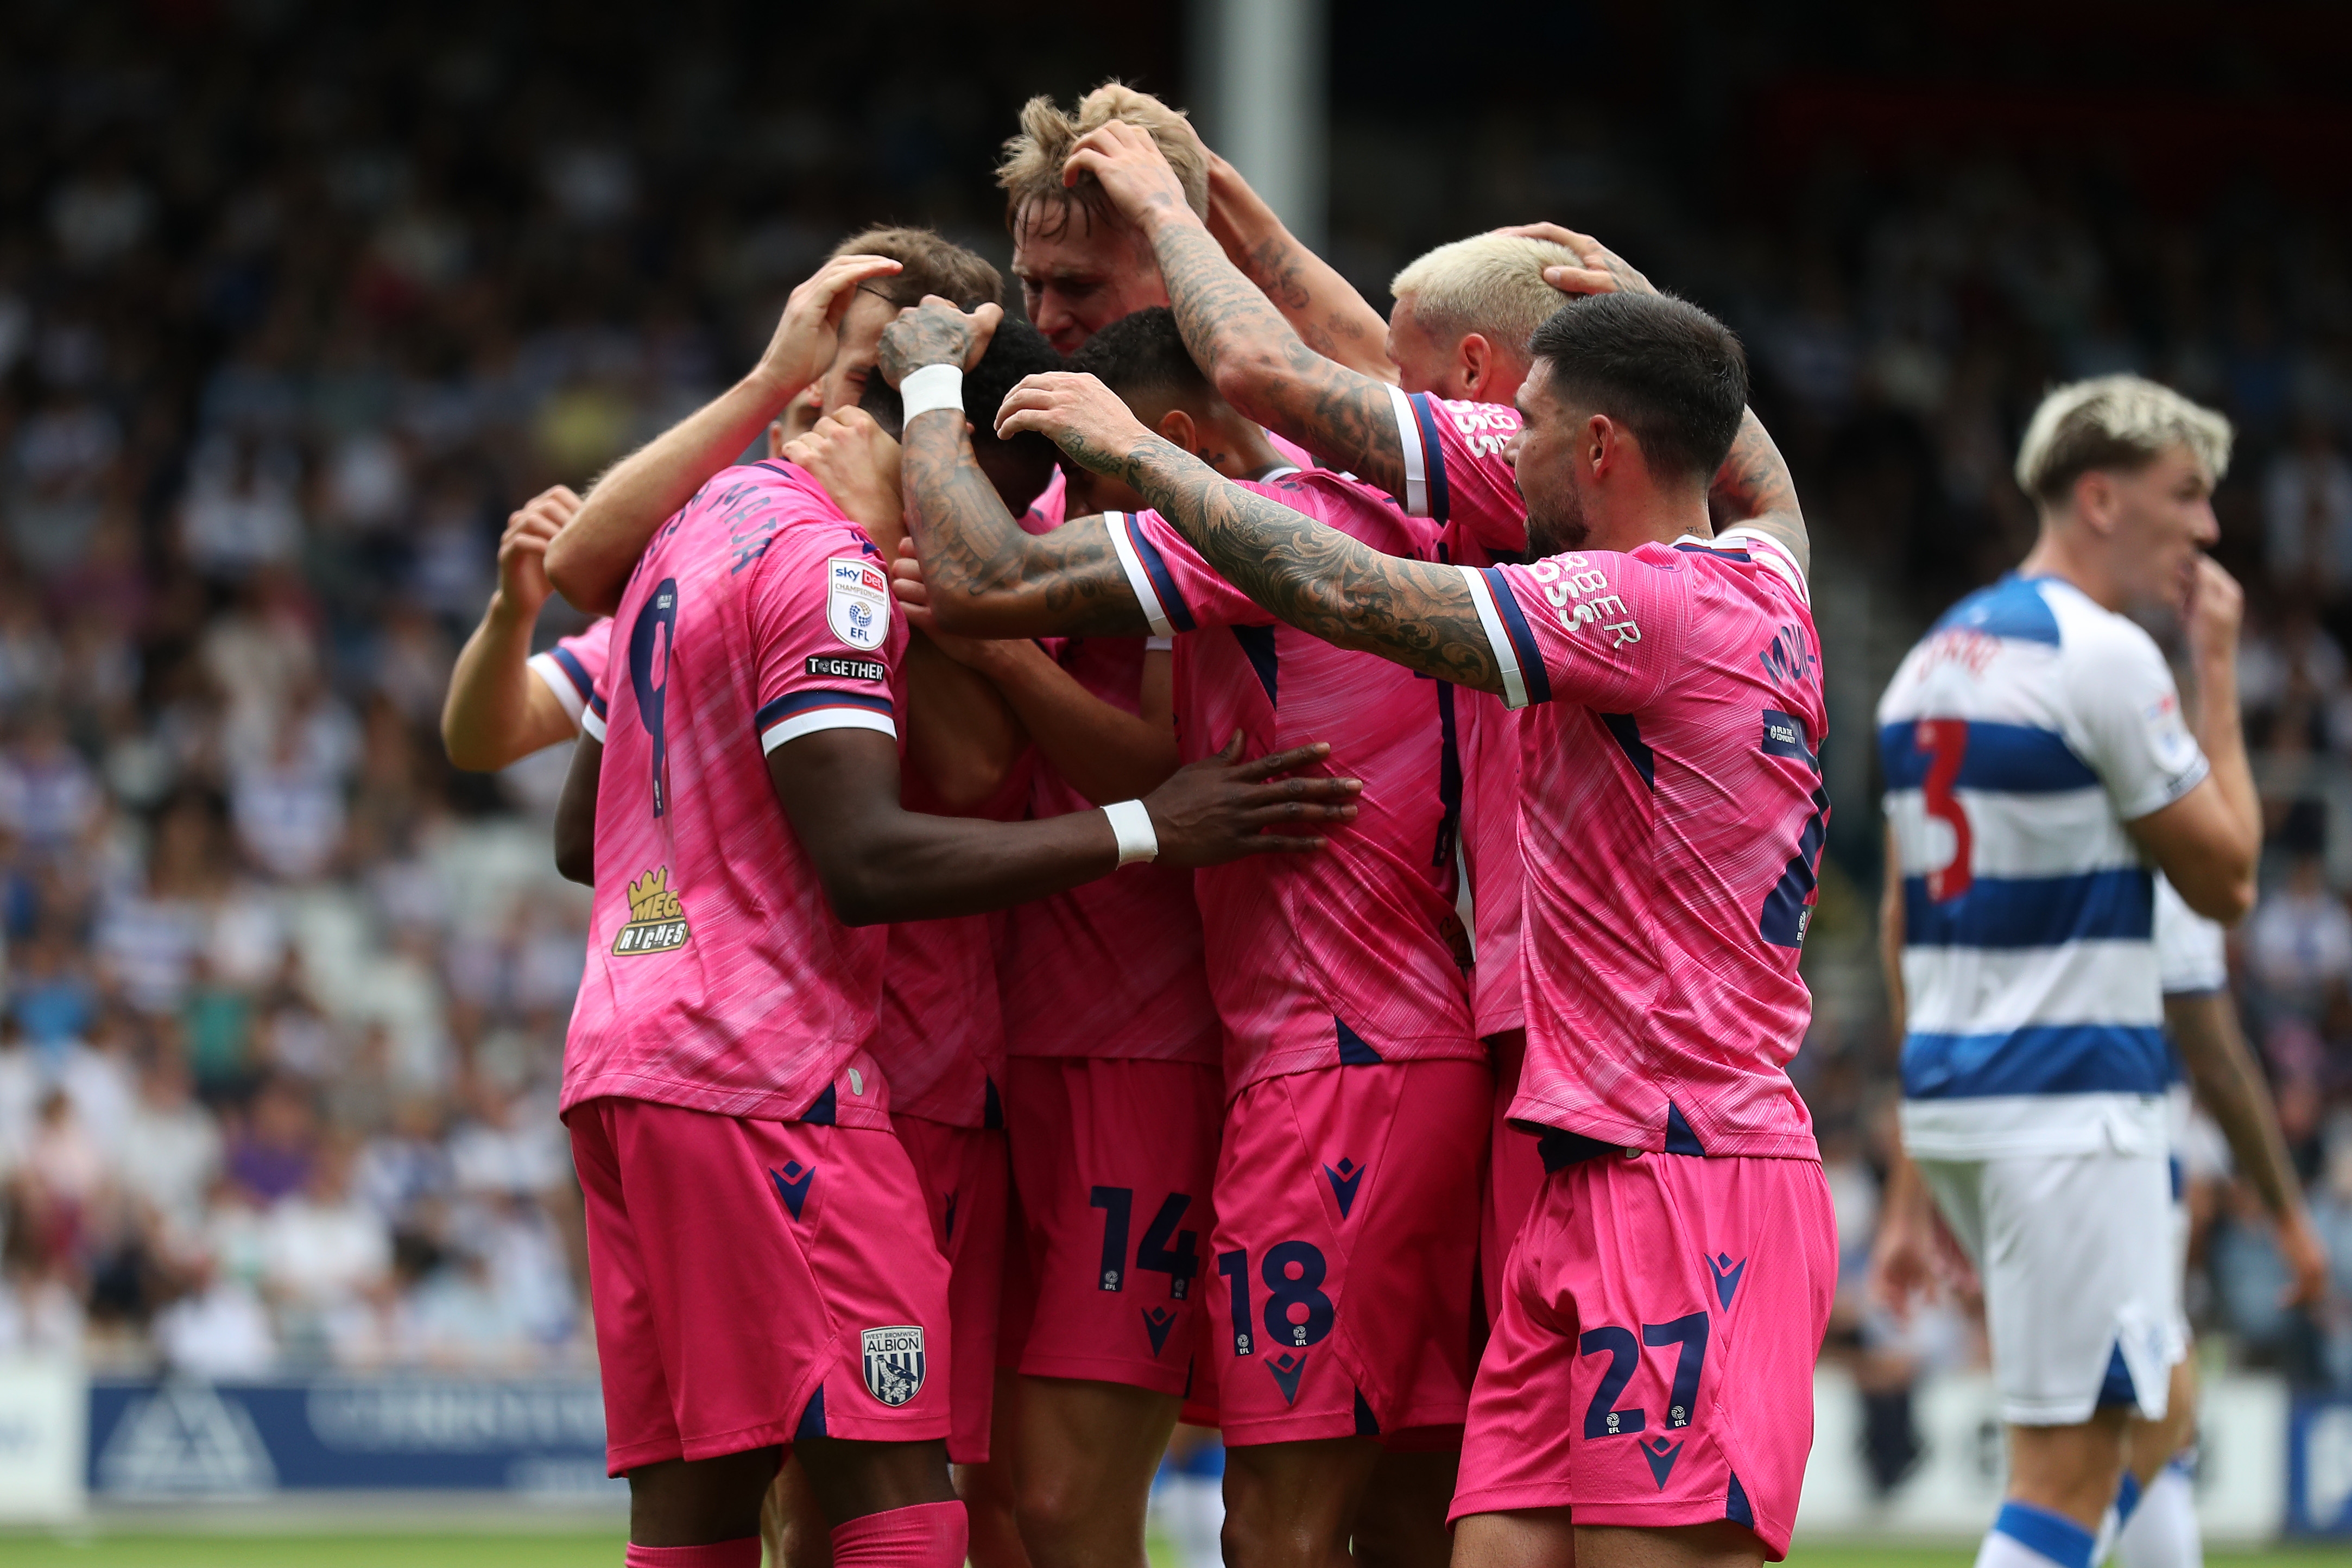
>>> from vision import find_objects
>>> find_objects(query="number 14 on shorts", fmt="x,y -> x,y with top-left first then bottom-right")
1090,1186 -> 1199,1298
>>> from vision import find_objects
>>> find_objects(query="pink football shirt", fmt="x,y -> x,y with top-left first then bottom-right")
1105,468 -> 1481,1092
528,619 -> 612,728
1387,390 -> 1532,1037
997,632 -> 1222,1064
1459,529 -> 1824,1159
563,460 -> 905,1127
878,759 -> 1032,1127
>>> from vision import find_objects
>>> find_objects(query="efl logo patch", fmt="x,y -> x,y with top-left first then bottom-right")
827,557 -> 891,650
861,1325 -> 926,1406
806,655 -> 887,682
612,867 -> 691,955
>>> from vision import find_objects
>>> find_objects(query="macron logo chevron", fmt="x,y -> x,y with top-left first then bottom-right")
1266,1351 -> 1308,1405
1706,1252 -> 1746,1310
769,1161 -> 814,1221
1642,1437 -> 1684,1489
1324,1158 -> 1365,1219
1142,1306 -> 1177,1357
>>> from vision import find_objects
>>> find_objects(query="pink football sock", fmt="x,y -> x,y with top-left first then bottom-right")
830,1499 -> 969,1568
624,1539 -> 761,1567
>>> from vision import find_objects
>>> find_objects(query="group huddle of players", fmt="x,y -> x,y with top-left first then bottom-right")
440,83 -> 1835,1568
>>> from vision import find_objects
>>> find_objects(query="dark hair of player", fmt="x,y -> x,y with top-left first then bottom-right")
1066,307 -> 1211,406
830,225 -> 1004,312
1526,292 -> 1748,483
861,319 -> 1063,514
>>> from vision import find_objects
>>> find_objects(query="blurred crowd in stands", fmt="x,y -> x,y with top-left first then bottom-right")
2,4 -> 2351,1422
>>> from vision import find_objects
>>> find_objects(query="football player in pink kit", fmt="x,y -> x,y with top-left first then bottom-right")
994,268 -> 1835,1568
1054,126 -> 1638,1342
548,437 -> 1361,1568
884,301 -> 1489,1568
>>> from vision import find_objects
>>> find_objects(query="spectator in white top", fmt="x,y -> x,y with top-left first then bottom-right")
0,708 -> 100,856
2245,852 -> 2352,1027
150,1253 -> 276,1379
230,722 -> 345,882
261,1141 -> 391,1313
2265,415 -> 2352,598
116,1053 -> 224,1236
179,431 -> 304,581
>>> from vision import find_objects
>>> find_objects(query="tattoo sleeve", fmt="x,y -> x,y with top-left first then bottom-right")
1706,408 -> 1811,577
1146,218 -> 1411,501
1105,433 -> 1504,695
899,415 -> 1148,639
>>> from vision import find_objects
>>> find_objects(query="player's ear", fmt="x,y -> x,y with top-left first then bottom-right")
767,421 -> 787,458
1155,407 -> 1199,455
1458,333 -> 1492,400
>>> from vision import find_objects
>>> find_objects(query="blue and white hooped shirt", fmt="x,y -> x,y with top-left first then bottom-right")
1877,574 -> 2209,1159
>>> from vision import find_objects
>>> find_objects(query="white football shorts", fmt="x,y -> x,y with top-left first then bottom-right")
1917,1147 -> 2186,1426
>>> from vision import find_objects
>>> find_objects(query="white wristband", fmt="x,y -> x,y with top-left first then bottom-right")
1103,799 -> 1159,865
899,363 -> 965,423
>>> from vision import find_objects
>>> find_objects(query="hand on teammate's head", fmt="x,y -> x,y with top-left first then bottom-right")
1496,223 -> 1656,300
875,296 -> 1003,389
758,253 -> 905,398
494,484 -> 581,613
1063,121 -> 1197,231
995,371 -> 1152,475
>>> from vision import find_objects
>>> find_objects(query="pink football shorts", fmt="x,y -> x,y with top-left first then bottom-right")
998,1057 -> 1223,1399
1209,1059 -> 1489,1448
1481,1029 -> 1546,1332
894,1114 -> 1008,1465
568,1091 -> 952,1475
1451,1143 -> 1837,1559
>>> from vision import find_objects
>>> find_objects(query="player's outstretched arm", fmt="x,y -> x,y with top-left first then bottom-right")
1001,371 -> 1505,696
1063,123 -> 1412,497
1194,135 -> 1394,380
2127,558 -> 2259,923
768,728 -> 1358,926
878,301 -> 1149,640
544,254 -> 905,616
2164,988 -> 2328,1306
895,542 -> 1181,803
444,486 -> 588,771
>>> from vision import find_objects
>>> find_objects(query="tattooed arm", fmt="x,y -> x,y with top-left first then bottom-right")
1709,409 -> 1810,577
1064,123 -> 1413,498
1000,372 -> 1504,696
1197,144 -> 1395,380
877,301 -> 1149,640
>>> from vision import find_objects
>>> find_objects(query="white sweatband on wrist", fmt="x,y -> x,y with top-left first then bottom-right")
1103,799 -> 1159,865
899,363 -> 965,423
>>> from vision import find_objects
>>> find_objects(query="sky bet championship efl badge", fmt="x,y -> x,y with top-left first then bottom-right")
612,867 -> 691,955
861,1325 -> 926,1406
827,556 -> 891,650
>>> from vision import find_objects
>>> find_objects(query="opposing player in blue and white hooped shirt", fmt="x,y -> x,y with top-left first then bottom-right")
1869,376 -> 2260,1568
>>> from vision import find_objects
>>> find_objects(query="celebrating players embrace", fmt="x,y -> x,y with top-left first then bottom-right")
433,74 -> 2308,1568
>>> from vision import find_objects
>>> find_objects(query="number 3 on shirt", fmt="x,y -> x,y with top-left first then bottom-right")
1914,718 -> 1972,901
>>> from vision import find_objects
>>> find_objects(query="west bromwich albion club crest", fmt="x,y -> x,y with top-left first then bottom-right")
827,557 -> 891,650
862,1325 -> 926,1406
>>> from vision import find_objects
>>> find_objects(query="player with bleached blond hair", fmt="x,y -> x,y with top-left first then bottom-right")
1873,374 -> 2261,1568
